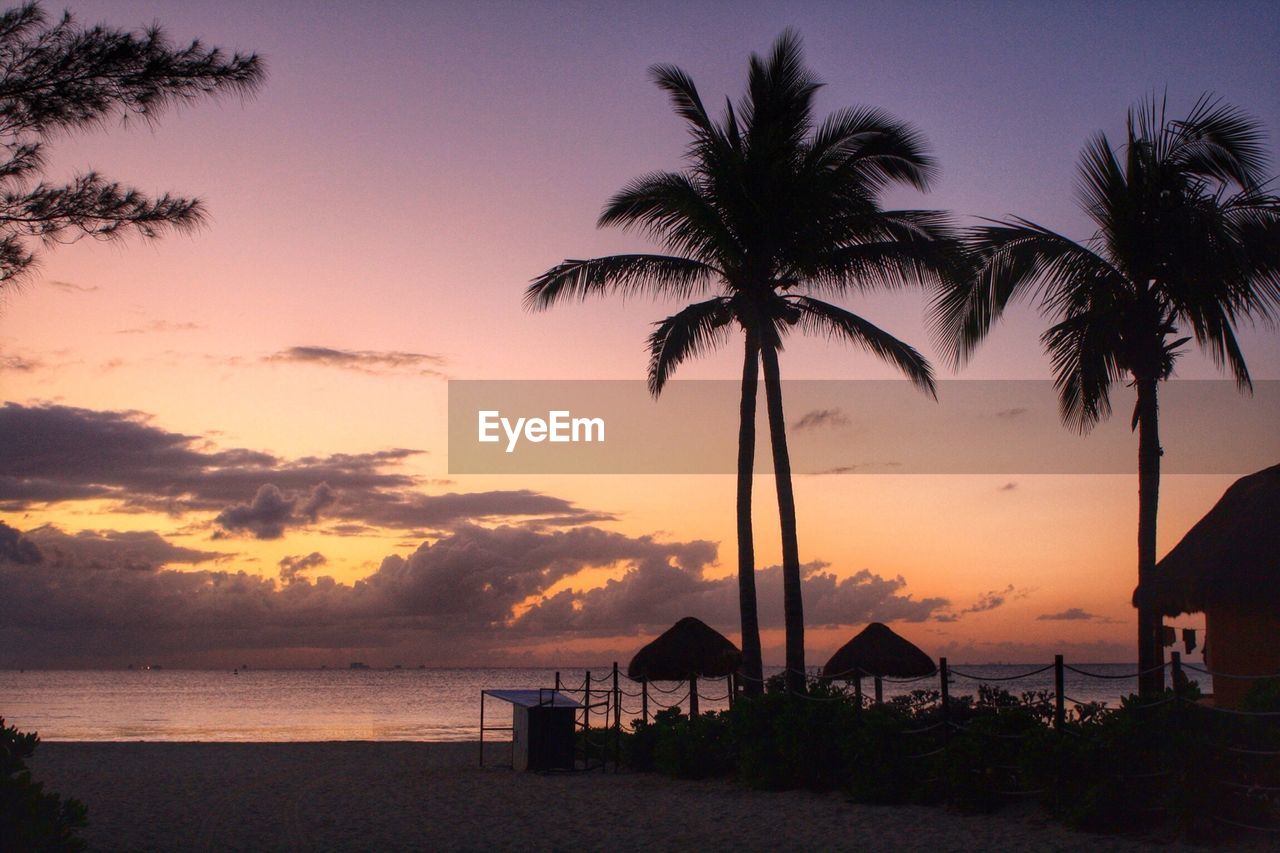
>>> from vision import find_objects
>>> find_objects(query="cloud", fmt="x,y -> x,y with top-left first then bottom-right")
265,346 -> 446,377
279,551 -> 327,583
999,482 -> 1018,492
1037,608 -> 1102,621
0,520 -> 949,667
44,279 -> 99,293
792,408 -> 850,431
0,353 -> 42,372
20,524 -> 224,571
214,483 -> 337,539
0,403 -> 604,534
934,584 -> 1023,621
115,320 -> 204,334
809,461 -> 903,475
995,408 -> 1028,420
0,521 -> 41,564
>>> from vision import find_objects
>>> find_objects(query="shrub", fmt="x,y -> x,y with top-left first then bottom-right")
0,718 -> 88,852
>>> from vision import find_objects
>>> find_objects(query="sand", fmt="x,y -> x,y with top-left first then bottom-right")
30,741 -> 1200,851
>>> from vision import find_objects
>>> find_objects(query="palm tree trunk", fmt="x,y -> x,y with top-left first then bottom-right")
760,342 -> 805,692
1136,377 -> 1165,696
737,330 -> 764,696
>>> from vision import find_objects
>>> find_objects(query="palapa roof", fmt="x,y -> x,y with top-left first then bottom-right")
822,622 -> 935,680
1133,463 -> 1280,616
627,616 -> 742,681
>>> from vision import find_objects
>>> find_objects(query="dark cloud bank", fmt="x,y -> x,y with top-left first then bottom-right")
0,520 -> 950,668
0,403 -> 608,536
0,403 -> 991,667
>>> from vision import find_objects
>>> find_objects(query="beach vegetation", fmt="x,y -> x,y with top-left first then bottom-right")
617,677 -> 1278,842
0,718 -> 87,852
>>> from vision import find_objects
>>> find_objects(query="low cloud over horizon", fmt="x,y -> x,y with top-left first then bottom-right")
0,519 -> 953,668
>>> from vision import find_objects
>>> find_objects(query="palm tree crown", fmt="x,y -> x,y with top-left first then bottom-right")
528,30 -> 958,691
933,94 -> 1280,694
936,95 -> 1279,430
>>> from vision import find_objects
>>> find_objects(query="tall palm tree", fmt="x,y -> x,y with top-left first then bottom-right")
933,96 -> 1280,696
527,31 -> 957,692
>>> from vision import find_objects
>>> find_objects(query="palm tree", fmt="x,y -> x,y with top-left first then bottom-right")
933,95 -> 1280,696
527,31 -> 957,692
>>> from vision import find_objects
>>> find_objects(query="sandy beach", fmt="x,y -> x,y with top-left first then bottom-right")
29,741 -> 1205,852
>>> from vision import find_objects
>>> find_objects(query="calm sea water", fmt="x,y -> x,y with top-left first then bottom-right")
0,665 -> 1207,742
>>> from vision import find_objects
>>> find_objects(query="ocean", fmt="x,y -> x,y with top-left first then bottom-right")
1,664 -> 1207,742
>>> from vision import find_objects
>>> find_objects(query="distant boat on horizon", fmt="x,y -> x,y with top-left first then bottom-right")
349,662 -> 370,670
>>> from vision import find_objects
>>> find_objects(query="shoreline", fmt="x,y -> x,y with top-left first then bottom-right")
31,741 -> 1200,851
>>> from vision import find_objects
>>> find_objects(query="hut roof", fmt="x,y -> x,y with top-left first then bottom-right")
1133,463 -> 1280,616
627,617 -> 742,681
822,622 -> 935,680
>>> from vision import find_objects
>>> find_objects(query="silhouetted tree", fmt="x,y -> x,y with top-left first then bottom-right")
0,2 -> 263,289
934,96 -> 1280,695
529,31 -> 957,692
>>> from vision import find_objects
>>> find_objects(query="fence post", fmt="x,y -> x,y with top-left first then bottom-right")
874,675 -> 884,706
727,674 -> 734,710
854,676 -> 862,710
583,670 -> 591,734
939,657 -> 951,733
1054,655 -> 1065,730
555,671 -> 561,693
612,661 -> 621,730
689,675 -> 699,717
642,680 -> 649,724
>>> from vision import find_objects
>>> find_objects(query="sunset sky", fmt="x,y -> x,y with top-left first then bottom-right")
2,0 -> 1278,668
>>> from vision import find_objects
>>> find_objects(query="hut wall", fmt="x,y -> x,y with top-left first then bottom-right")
1206,608 -> 1280,708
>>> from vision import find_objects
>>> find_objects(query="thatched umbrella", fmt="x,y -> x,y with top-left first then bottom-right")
628,616 -> 742,716
822,622 -> 935,705
1133,463 -> 1280,705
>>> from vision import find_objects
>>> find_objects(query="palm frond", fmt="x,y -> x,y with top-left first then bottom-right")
932,219 -> 1124,367
597,171 -> 739,265
646,297 -> 734,394
525,254 -> 716,310
741,28 -> 819,160
805,106 -> 935,192
1166,94 -> 1271,191
649,63 -> 716,138
792,295 -> 935,395
1042,309 -> 1127,433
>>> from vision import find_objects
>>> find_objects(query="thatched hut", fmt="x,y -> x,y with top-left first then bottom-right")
822,622 -> 935,704
628,616 -> 741,716
1133,463 -> 1280,707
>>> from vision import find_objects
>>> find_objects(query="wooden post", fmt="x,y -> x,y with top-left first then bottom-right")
555,671 -> 561,693
854,676 -> 863,710
642,680 -> 649,724
689,675 -> 699,717
939,658 -> 950,722
478,691 -> 485,767
1054,655 -> 1065,729
583,670 -> 591,733
1171,650 -> 1184,693
726,674 -> 734,710
874,675 -> 883,706
612,661 -> 621,730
